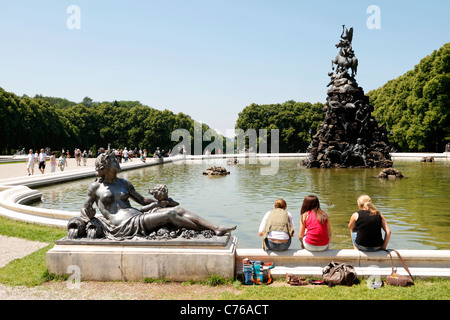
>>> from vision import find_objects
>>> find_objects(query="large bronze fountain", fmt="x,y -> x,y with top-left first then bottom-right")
302,25 -> 393,168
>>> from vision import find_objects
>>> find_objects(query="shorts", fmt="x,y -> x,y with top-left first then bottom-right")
351,232 -> 382,252
303,240 -> 329,252
26,162 -> 34,169
39,161 -> 46,169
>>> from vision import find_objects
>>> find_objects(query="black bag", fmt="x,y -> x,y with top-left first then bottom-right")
322,261 -> 357,286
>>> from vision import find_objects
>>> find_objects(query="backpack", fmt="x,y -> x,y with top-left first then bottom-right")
242,258 -> 274,285
322,261 -> 357,286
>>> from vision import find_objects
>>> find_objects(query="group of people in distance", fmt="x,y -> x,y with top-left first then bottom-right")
259,194 -> 391,252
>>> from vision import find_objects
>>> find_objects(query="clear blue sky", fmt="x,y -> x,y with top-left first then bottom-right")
0,0 -> 448,137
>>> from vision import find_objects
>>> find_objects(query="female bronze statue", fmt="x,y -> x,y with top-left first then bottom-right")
67,150 -> 236,239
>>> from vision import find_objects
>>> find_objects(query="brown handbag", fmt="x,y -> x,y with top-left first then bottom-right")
322,261 -> 357,286
385,249 -> 414,287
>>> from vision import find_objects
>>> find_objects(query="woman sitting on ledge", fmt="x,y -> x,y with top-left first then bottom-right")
258,199 -> 295,251
299,195 -> 331,252
348,194 -> 391,252
67,149 -> 236,239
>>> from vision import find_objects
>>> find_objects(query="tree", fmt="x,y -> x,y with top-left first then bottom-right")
235,101 -> 323,153
82,96 -> 93,108
368,43 -> 450,152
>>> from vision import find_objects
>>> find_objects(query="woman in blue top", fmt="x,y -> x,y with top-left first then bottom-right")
348,194 -> 391,251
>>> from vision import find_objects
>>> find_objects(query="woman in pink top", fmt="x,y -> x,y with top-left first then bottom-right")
299,195 -> 331,251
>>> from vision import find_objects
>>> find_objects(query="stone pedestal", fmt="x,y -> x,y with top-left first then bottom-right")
46,235 -> 237,281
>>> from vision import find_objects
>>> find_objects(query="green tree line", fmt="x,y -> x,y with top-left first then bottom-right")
235,101 -> 324,153
0,88 -> 220,155
367,42 -> 450,152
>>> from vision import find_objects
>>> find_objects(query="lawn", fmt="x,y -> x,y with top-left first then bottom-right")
0,215 -> 449,300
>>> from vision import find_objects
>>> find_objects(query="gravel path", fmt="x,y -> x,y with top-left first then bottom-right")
0,235 -> 50,300
0,235 -> 48,269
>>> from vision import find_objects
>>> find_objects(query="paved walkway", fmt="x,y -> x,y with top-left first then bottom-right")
0,157 -> 98,180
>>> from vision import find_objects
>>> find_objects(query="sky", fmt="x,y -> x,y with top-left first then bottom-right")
0,0 -> 449,137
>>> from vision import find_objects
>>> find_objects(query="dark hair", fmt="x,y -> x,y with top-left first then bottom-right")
300,195 -> 328,224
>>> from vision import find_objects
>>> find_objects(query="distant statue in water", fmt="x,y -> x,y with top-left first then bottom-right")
67,149 -> 236,240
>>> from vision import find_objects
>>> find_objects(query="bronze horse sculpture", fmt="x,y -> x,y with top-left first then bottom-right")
331,25 -> 358,77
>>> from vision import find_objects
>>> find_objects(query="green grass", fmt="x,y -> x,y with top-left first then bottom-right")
143,277 -> 171,284
0,215 -> 449,299
221,277 -> 450,300
0,215 -> 66,243
0,244 -> 57,286
0,215 -> 66,286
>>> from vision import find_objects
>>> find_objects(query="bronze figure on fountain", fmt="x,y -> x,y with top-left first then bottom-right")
67,149 -> 236,240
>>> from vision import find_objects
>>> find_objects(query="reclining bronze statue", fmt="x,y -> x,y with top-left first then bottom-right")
67,149 -> 236,240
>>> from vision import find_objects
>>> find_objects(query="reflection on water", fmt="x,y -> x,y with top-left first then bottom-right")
33,158 -> 450,250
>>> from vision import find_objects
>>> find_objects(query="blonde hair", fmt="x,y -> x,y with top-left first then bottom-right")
357,195 -> 380,216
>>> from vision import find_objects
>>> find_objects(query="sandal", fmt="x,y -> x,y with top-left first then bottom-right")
286,273 -> 309,286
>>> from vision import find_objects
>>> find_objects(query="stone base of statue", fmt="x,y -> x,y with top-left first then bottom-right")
46,235 -> 237,281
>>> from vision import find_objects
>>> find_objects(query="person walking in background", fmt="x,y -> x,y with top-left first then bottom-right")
75,148 -> 82,166
58,153 -> 68,171
348,194 -> 391,252
259,199 -> 295,251
38,148 -> 47,174
140,149 -> 147,162
299,195 -> 331,251
26,149 -> 35,175
82,150 -> 88,166
50,151 -> 57,172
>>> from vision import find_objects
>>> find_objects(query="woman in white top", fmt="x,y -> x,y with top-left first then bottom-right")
258,199 -> 295,251
38,148 -> 47,174
26,149 -> 35,175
